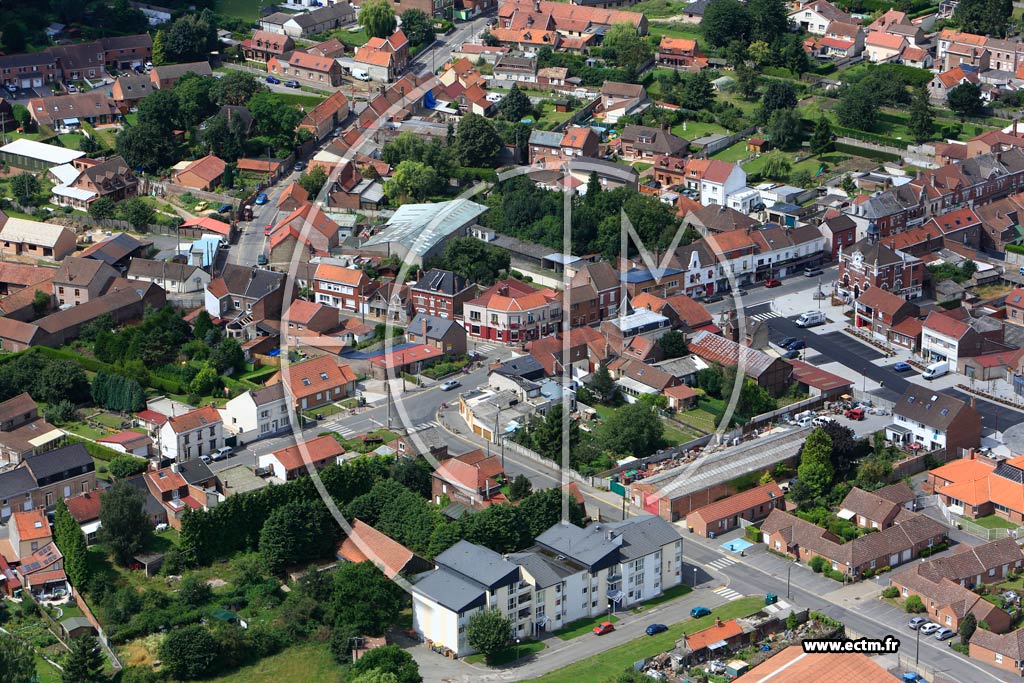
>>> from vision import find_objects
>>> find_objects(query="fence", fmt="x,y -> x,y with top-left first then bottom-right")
500,438 -> 595,487
919,493 -> 1024,542
71,213 -> 179,236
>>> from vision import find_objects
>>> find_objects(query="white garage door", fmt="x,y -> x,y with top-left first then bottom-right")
20,78 -> 31,88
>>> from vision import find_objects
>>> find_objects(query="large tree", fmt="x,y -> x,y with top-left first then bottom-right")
499,83 -> 533,122
757,80 -> 797,124
163,14 -> 215,63
117,122 -> 177,173
602,22 -> 652,73
766,108 -> 803,151
210,71 -> 260,107
747,0 -> 789,43
349,645 -> 422,683
796,428 -> 834,500
330,561 -> 407,636
947,81 -> 984,118
588,362 -> 618,404
62,636 -> 105,683
680,71 -> 715,111
427,236 -> 510,285
908,84 -> 935,143
955,0 -> 1012,37
701,0 -> 750,48
809,116 -> 834,156
0,632 -> 34,683
362,0 -> 398,38
835,83 -> 879,130
400,9 -> 433,47
384,160 -> 441,203
98,481 -> 152,566
598,402 -> 664,458
159,625 -> 218,680
53,500 -> 89,589
466,609 -> 513,661
658,330 -> 688,359
259,500 -> 338,575
456,113 -> 502,167
298,166 -> 328,197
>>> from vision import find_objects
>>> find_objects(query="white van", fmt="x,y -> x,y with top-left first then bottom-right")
922,361 -> 949,380
796,311 -> 826,328
352,69 -> 370,82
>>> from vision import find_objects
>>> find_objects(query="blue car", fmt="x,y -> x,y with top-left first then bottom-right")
893,361 -> 912,372
255,193 -> 268,205
690,607 -> 712,618
782,349 -> 800,360
646,624 -> 668,636
786,340 -> 805,351
266,76 -> 281,84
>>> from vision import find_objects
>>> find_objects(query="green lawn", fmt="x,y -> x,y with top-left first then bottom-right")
35,655 -> 61,683
63,421 -> 109,440
330,27 -> 371,48
273,92 -> 328,109
631,583 -> 693,613
633,161 -> 653,172
209,643 -> 345,682
216,0 -> 263,22
662,417 -> 702,444
464,639 -> 545,665
58,133 -> 83,150
535,597 -> 765,683
647,22 -> 704,43
677,407 -> 719,433
973,515 -> 1019,530
627,0 -> 688,17
554,614 -> 620,640
712,140 -> 751,163
671,120 -> 728,140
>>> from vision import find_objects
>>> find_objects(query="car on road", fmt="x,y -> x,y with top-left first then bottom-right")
908,617 -> 928,630
919,623 -> 941,635
935,628 -> 956,641
255,193 -> 268,205
264,224 -> 273,236
779,336 -> 798,348
266,76 -> 281,84
294,161 -> 306,172
439,380 -> 461,391
212,446 -> 232,461
593,621 -> 615,635
690,607 -> 712,618
645,624 -> 668,636
786,340 -> 805,351
257,254 -> 268,265
804,267 -> 824,277
764,278 -> 782,288
782,349 -> 800,359
194,200 -> 208,212
284,80 -> 300,88
893,361 -> 912,372
844,407 -> 865,421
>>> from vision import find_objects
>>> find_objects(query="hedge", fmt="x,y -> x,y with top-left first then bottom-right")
834,142 -> 901,163
831,124 -> 906,149
65,434 -> 127,462
30,346 -> 186,394
1006,244 -> 1024,255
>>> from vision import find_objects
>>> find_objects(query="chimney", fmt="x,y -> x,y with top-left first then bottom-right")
171,462 -> 180,473
422,316 -> 428,341
715,617 -> 722,627
534,0 -> 540,10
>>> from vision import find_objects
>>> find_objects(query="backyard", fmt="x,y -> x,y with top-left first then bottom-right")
209,643 -> 344,682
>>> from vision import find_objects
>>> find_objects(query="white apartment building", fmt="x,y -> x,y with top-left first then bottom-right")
410,515 -> 682,655
158,406 -> 225,461
219,383 -> 290,446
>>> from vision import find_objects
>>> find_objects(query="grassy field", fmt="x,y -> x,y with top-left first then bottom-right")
464,640 -> 545,664
677,407 -> 719,433
274,92 -> 329,109
209,643 -> 345,682
627,0 -> 688,17
329,27 -> 371,48
554,614 -> 620,640
671,120 -> 729,140
534,597 -> 765,683
35,655 -> 61,683
662,417 -> 702,444
647,22 -> 704,43
216,0 -> 262,22
632,584 -> 693,613
712,140 -> 751,163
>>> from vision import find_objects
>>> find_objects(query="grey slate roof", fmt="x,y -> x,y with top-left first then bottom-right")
535,522 -> 619,568
176,458 -> 215,486
250,382 -> 285,406
605,514 -> 681,560
411,568 -> 486,612
435,539 -> 519,589
0,466 -> 38,500
411,269 -> 470,296
408,313 -> 459,342
23,443 -> 92,482
893,386 -> 973,430
508,551 -> 579,587
529,130 -> 564,147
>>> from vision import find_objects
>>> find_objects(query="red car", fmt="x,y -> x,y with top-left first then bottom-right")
845,407 -> 865,421
264,224 -> 273,236
765,278 -> 782,288
593,621 -> 615,636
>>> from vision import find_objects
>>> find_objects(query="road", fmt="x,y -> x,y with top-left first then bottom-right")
410,14 -> 492,75
229,167 -> 303,267
759,306 -> 1024,430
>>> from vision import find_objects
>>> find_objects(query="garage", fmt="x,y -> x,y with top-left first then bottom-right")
20,79 -> 30,88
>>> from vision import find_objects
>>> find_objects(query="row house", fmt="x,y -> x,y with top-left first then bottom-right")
463,279 -> 562,344
864,31 -> 905,62
853,286 -> 922,352
313,261 -> 371,313
657,36 -> 706,68
0,52 -> 59,90
353,29 -> 409,82
822,21 -> 865,59
268,354 -> 357,412
920,308 -> 1007,367
159,406 -> 224,462
204,264 -> 288,341
929,454 -> 1024,524
268,51 -> 345,88
837,237 -> 925,301
838,483 -> 916,530
887,385 -> 982,455
528,126 -> 601,163
241,30 -> 294,63
761,506 -> 948,580
20,443 -> 96,510
267,202 -> 341,266
28,92 -> 119,130
221,383 -> 290,446
618,125 -> 688,162
787,0 -> 854,35
687,483 -> 785,537
569,261 -> 620,320
410,268 -> 475,320
431,450 -> 504,509
143,460 -> 220,530
682,204 -> 759,236
0,393 -> 62,467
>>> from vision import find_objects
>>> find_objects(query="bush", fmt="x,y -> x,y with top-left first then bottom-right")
809,556 -> 826,573
108,454 -> 149,479
745,525 -> 761,543
952,642 -> 969,654
905,595 -> 925,613
918,542 -> 949,558
882,586 -> 899,599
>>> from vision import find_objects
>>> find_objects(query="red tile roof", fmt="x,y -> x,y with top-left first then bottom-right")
135,409 -> 168,426
269,434 -> 345,472
13,509 -> 50,542
64,492 -> 102,523
923,310 -> 971,339
685,619 -> 743,651
177,154 -> 226,183
337,519 -> 416,578
688,483 -> 784,526
166,405 -> 221,434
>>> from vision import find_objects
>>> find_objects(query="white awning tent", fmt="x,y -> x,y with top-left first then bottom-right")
80,520 -> 101,536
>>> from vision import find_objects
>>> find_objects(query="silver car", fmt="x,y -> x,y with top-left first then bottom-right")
919,623 -> 941,635
935,628 -> 956,641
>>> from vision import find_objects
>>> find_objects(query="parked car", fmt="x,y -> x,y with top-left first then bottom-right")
294,161 -> 306,172
593,621 -> 615,635
212,446 -> 232,461
919,623 -> 941,635
804,267 -> 824,277
845,407 -> 865,420
812,416 -> 835,428
645,624 -> 668,636
786,340 -> 805,351
908,617 -> 928,630
690,607 -> 712,618
439,380 -> 461,391
266,76 -> 281,84
764,278 -> 782,288
199,454 -> 212,465
194,200 -> 209,212
782,349 -> 800,360
893,361 -> 912,372
4,84 -> 16,94
779,336 -> 798,348
486,92 -> 503,103
796,311 -> 827,328
284,80 -> 300,88
217,203 -> 232,214
255,193 -> 268,205
264,224 -> 273,236
935,628 -> 956,641
257,254 -> 268,265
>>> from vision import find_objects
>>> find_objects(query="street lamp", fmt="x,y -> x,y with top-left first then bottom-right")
787,561 -> 795,599
692,566 -> 698,588
915,624 -> 921,670
515,637 -> 521,663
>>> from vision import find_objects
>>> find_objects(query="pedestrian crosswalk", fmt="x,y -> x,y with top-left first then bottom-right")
328,423 -> 356,437
713,586 -> 743,601
707,556 -> 739,571
750,311 -> 780,323
475,343 -> 499,353
410,420 -> 442,433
